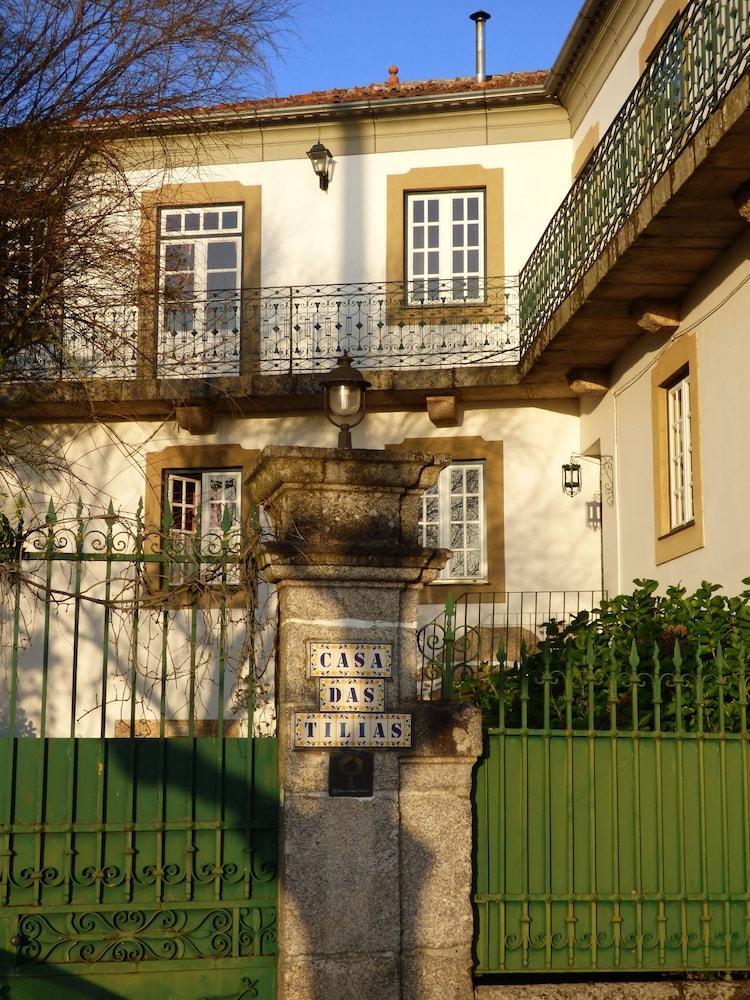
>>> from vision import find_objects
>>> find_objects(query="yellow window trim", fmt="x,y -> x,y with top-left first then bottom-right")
385,435 -> 505,603
144,443 -> 260,605
385,164 -> 505,326
651,333 -> 704,565
138,180 -> 262,376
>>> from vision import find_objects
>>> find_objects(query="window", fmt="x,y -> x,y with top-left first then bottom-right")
666,373 -> 693,529
160,204 -> 242,329
651,334 -> 703,564
419,462 -> 486,582
405,190 -> 485,303
165,468 -> 241,584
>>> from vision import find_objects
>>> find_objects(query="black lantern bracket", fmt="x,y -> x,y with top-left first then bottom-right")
564,453 -> 615,506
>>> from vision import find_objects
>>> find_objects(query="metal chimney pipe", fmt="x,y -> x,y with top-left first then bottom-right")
470,10 -> 491,83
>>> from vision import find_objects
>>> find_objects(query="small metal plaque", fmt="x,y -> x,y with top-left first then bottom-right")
319,678 -> 385,713
329,750 -> 374,797
293,712 -> 411,748
308,642 -> 392,678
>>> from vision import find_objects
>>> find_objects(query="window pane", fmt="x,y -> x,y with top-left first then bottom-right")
185,213 -> 200,231
451,496 -> 463,521
453,251 -> 463,273
413,228 -> 424,250
427,226 -> 439,249
452,277 -> 465,300
467,197 -> 479,220
222,211 -> 238,229
466,496 -> 479,520
207,271 -> 237,295
467,277 -> 480,300
467,250 -> 479,273
450,523 -> 464,547
453,224 -> 463,248
164,273 -> 195,300
427,252 -> 439,275
451,468 -> 463,492
203,211 -> 219,230
426,495 -> 439,520
412,254 -> 424,276
427,200 -> 439,222
467,223 -> 479,246
466,551 -> 480,576
466,468 -> 479,492
449,552 -> 464,577
412,200 -> 424,223
466,524 -> 480,548
425,524 -> 439,546
164,214 -> 181,232
164,244 -> 194,271
207,242 -> 237,269
452,199 -> 464,221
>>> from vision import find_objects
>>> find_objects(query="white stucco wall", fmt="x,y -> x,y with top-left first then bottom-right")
580,228 -> 750,596
17,403 -> 601,596
128,135 -> 573,285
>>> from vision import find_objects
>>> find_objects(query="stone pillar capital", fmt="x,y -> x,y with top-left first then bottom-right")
247,446 -> 450,569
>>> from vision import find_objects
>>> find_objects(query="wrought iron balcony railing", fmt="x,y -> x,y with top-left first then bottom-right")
519,0 -> 750,354
2,277 -> 520,382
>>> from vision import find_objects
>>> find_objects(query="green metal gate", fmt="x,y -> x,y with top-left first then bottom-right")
474,643 -> 750,976
0,502 -> 278,999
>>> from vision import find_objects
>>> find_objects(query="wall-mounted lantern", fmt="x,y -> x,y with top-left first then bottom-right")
307,142 -> 333,191
562,462 -> 582,497
320,351 -> 371,449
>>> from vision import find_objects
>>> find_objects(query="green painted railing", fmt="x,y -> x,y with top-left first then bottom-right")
475,641 -> 750,975
0,501 -> 278,999
519,0 -> 750,354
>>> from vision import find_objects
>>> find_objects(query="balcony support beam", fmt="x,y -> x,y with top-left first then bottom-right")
566,368 -> 610,396
174,404 -> 215,435
426,393 -> 459,426
628,298 -> 681,336
732,179 -> 750,221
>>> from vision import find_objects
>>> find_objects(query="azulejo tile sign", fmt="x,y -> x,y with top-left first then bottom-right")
293,641 -> 411,748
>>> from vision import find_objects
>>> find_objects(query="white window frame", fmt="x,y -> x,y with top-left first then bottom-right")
419,461 -> 487,582
405,190 -> 486,304
158,205 -> 243,368
165,469 -> 242,583
667,373 -> 694,530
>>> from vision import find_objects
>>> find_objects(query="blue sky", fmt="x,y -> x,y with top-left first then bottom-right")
266,0 -> 584,98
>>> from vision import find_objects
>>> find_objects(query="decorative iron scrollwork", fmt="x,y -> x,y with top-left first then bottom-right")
15,906 -> 276,964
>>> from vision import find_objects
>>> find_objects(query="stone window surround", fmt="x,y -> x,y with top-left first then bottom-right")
651,333 -> 704,565
639,0 -> 687,72
385,164 -> 505,326
144,443 -> 260,602
138,180 -> 262,376
385,435 -> 505,603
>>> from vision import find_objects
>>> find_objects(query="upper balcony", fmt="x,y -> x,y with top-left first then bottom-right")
518,0 -> 750,387
0,277 -> 529,418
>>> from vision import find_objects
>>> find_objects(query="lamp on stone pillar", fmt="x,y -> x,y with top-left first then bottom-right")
320,351 -> 371,449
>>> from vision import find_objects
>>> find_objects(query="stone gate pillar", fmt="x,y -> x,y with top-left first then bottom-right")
247,446 -> 483,1000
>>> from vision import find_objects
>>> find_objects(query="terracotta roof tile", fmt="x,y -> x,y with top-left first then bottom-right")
175,69 -> 549,119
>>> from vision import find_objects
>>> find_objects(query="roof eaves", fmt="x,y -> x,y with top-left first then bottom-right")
138,82 -> 554,134
544,0 -> 613,96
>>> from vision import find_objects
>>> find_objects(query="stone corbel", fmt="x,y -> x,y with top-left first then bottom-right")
566,368 -> 610,396
174,404 -> 215,435
732,180 -> 750,221
628,298 -> 680,335
426,393 -> 459,427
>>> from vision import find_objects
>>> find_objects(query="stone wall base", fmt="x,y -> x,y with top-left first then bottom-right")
476,981 -> 750,1000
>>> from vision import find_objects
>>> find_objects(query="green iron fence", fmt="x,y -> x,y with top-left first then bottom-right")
474,639 -> 750,976
519,0 -> 750,353
0,501 -> 278,999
